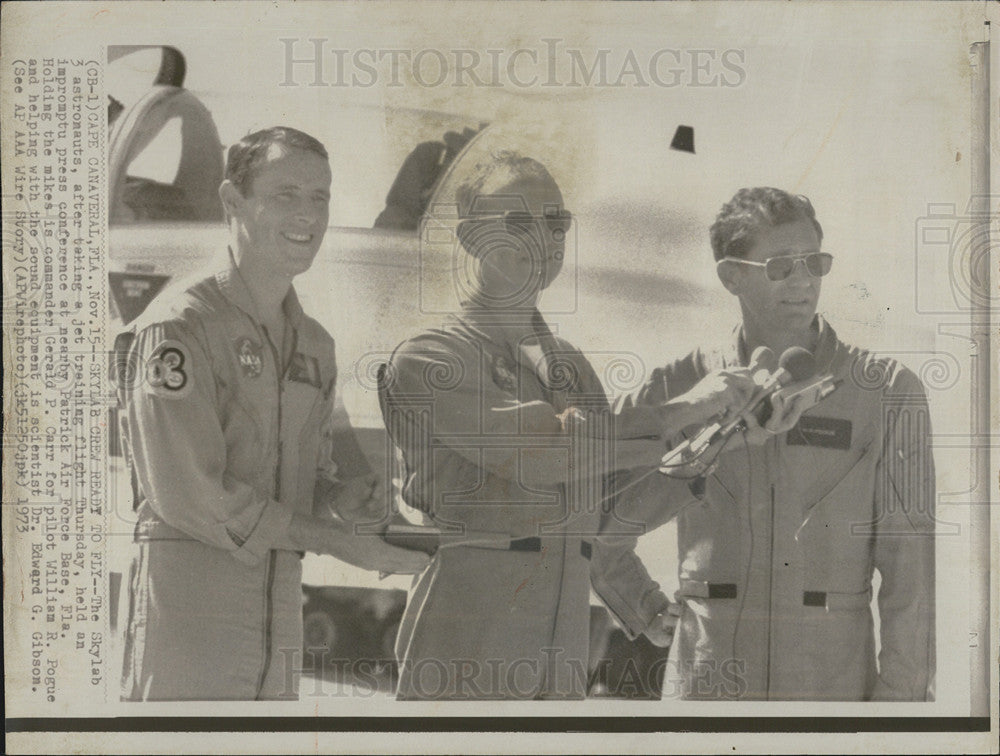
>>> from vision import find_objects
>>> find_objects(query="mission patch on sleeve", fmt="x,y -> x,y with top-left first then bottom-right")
144,339 -> 193,399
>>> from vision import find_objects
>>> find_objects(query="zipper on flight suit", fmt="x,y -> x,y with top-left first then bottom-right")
257,550 -> 277,698
765,481 -> 776,699
256,325 -> 286,699
760,429 -> 779,700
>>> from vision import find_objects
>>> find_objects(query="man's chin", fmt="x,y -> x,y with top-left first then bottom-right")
284,249 -> 321,275
778,313 -> 819,334
776,301 -> 817,319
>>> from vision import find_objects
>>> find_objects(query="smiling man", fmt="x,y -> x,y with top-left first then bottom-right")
116,127 -> 429,701
379,156 -> 804,700
596,187 -> 936,701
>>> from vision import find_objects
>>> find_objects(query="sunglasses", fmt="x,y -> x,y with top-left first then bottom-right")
460,210 -> 573,241
720,252 -> 833,282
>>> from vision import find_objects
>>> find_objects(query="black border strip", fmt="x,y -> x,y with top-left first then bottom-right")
4,717 -> 991,733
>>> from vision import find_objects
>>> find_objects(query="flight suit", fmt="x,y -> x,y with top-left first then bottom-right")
117,252 -> 370,700
383,305 -> 667,699
595,317 -> 936,700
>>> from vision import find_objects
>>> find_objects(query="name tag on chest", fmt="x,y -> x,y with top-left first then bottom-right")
787,415 -> 852,450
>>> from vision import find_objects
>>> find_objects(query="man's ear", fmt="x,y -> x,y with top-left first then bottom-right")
219,180 -> 244,222
716,259 -> 741,295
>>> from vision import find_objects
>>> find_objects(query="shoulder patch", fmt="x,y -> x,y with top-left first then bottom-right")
234,336 -> 264,379
144,339 -> 193,399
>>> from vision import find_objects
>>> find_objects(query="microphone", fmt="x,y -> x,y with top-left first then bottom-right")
702,346 -> 815,446
659,346 -> 817,477
686,345 -> 773,443
772,373 -> 841,413
749,345 -> 777,379
738,346 -> 815,429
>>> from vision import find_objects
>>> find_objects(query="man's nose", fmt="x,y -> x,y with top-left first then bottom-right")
786,257 -> 815,283
292,198 -> 319,225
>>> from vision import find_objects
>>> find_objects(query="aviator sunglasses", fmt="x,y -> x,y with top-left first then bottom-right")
720,252 -> 833,282
460,209 -> 573,241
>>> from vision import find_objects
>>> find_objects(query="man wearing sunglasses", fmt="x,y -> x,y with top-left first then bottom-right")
380,156 -> 806,700
594,187 -> 935,701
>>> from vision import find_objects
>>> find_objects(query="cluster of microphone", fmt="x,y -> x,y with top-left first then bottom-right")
659,346 -> 839,478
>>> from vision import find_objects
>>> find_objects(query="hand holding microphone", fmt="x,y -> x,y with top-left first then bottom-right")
671,362 -> 761,431
741,383 -> 807,444
673,346 -> 785,449
718,346 -> 815,443
659,346 -> 830,478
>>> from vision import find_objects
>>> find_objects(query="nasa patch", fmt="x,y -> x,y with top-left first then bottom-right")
234,336 -> 263,378
144,339 -> 192,399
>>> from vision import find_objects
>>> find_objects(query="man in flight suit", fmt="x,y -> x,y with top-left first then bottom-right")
595,187 -> 936,701
117,127 -> 429,701
380,154 -> 802,699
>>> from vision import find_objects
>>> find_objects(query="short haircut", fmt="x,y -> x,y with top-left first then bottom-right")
225,127 -> 328,196
709,187 -> 824,261
454,150 -> 555,218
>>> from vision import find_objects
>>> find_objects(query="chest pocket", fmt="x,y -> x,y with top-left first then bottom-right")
784,442 -> 868,514
794,444 -> 880,593
278,369 -> 326,513
215,331 -> 274,478
779,402 -> 877,513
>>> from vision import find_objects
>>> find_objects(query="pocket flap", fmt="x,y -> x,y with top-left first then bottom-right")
803,587 -> 872,610
679,579 -> 738,599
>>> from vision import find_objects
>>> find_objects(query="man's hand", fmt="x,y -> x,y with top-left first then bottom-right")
320,473 -> 387,525
338,532 -> 431,575
744,392 -> 805,446
668,368 -> 758,430
285,513 -> 430,575
557,406 -> 587,434
644,601 -> 683,648
741,390 -> 807,445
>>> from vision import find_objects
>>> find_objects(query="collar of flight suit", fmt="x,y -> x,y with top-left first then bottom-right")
455,304 -> 573,412
212,247 -> 306,331
455,302 -> 554,365
732,314 -> 839,373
